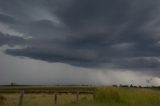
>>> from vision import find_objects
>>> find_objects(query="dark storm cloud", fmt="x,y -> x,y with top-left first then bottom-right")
1,0 -> 160,70
0,33 -> 26,46
0,13 -> 16,24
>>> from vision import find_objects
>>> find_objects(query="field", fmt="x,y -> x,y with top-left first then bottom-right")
0,86 -> 160,106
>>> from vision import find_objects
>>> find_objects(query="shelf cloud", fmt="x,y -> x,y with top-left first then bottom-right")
0,0 -> 160,85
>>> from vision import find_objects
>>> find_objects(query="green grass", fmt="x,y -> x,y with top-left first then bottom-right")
0,86 -> 160,106
69,87 -> 160,106
0,86 -> 95,93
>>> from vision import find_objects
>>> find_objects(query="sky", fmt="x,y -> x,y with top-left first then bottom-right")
0,0 -> 160,86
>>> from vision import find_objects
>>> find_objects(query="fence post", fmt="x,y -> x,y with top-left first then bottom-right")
93,92 -> 96,100
76,91 -> 79,103
18,91 -> 24,106
54,92 -> 58,105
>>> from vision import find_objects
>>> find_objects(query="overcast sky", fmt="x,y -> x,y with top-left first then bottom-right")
0,0 -> 160,86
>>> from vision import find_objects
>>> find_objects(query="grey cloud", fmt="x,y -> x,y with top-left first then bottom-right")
106,57 -> 160,71
1,48 -> 160,86
1,0 -> 160,71
0,13 -> 16,24
0,32 -> 26,46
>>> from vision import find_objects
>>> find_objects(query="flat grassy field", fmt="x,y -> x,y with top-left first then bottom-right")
0,86 -> 160,106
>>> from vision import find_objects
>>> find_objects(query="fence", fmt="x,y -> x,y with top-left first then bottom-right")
17,90 -> 95,106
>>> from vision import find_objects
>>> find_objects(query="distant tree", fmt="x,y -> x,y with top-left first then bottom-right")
130,84 -> 133,88
10,82 -> 16,86
139,85 -> 142,88
113,85 -> 118,87
120,85 -> 129,88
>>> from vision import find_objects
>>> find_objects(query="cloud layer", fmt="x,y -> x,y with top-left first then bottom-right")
1,46 -> 160,86
0,0 -> 160,85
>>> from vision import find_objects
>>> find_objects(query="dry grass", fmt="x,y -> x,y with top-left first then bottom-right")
0,95 -> 6,105
0,87 -> 160,106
